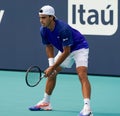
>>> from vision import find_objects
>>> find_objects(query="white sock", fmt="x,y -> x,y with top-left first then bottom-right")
42,92 -> 51,103
84,98 -> 90,107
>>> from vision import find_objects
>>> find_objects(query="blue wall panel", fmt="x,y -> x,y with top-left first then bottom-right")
0,0 -> 120,76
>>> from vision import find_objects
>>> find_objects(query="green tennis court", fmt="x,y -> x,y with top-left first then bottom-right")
0,70 -> 120,116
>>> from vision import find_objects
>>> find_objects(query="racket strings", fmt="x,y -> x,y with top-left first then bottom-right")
27,72 -> 40,85
26,66 -> 41,87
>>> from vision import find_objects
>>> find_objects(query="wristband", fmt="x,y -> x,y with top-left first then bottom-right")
48,58 -> 54,66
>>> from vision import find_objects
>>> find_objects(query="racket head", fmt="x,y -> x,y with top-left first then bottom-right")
25,66 -> 42,87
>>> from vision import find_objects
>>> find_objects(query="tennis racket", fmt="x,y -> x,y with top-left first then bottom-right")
25,66 -> 45,87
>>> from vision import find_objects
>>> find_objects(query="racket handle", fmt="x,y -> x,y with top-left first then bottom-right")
43,70 -> 57,78
41,74 -> 45,78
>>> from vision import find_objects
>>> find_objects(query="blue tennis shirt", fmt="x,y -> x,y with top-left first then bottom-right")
40,20 -> 88,52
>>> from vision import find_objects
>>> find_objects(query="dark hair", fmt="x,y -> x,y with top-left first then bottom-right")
49,15 -> 56,20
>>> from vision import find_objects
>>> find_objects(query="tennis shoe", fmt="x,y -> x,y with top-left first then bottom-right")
29,101 -> 52,111
79,104 -> 93,116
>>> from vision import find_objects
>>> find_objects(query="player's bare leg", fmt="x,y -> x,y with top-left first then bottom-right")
28,67 -> 62,111
76,66 -> 93,116
45,73 -> 57,95
45,66 -> 62,95
76,66 -> 91,98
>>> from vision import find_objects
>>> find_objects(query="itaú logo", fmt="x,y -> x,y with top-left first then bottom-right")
68,0 -> 118,36
0,10 -> 4,23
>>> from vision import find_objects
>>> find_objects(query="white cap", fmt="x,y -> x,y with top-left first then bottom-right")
39,5 -> 56,18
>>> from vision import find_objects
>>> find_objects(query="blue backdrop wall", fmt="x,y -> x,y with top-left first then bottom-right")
0,0 -> 120,76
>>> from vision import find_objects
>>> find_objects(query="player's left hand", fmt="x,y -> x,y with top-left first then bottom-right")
44,66 -> 57,77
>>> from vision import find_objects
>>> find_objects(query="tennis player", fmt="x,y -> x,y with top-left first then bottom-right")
29,5 -> 93,116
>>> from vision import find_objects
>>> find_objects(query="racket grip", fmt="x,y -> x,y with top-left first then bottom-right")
42,74 -> 45,78
51,70 -> 57,75
43,70 -> 57,77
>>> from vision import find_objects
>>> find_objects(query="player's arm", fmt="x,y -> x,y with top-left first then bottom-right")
44,46 -> 70,77
46,44 -> 71,68
46,44 -> 54,58
52,46 -> 70,69
46,44 -> 54,66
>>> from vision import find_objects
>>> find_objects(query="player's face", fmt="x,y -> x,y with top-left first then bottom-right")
39,14 -> 52,27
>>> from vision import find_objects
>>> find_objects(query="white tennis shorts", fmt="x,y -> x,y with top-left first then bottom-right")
54,48 -> 89,68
